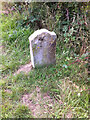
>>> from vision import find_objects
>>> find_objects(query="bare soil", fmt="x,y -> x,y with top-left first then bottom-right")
14,62 -> 33,75
21,86 -> 58,118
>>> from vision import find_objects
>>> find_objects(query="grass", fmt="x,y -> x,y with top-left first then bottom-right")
1,10 -> 89,118
1,13 -> 34,77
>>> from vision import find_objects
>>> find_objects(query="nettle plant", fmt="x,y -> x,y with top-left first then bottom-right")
14,2 -> 47,29
54,2 -> 89,55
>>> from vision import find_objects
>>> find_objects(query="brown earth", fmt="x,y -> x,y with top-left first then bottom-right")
13,62 -> 33,75
21,86 -> 58,118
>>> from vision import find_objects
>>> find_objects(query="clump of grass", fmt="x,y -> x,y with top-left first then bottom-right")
14,105 -> 32,118
49,79 -> 89,118
1,13 -> 33,77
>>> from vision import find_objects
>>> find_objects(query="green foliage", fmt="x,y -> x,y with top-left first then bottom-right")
1,12 -> 34,77
12,2 -> 48,29
14,105 -> 32,118
1,2 -> 89,118
54,2 -> 89,55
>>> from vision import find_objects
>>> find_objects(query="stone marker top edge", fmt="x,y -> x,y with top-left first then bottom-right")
29,29 -> 56,42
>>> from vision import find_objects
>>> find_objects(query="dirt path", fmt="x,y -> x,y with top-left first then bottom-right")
21,86 -> 57,118
13,62 -> 33,75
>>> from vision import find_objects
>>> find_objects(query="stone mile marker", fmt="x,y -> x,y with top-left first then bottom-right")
29,29 -> 57,68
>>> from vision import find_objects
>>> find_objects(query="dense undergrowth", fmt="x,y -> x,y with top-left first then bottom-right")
1,2 -> 89,118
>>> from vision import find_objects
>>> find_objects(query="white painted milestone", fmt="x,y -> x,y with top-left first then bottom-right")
29,29 -> 57,68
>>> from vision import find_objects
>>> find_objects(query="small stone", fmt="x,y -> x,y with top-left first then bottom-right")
29,29 -> 57,68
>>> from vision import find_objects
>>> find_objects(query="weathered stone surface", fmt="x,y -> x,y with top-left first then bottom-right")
29,29 -> 57,68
